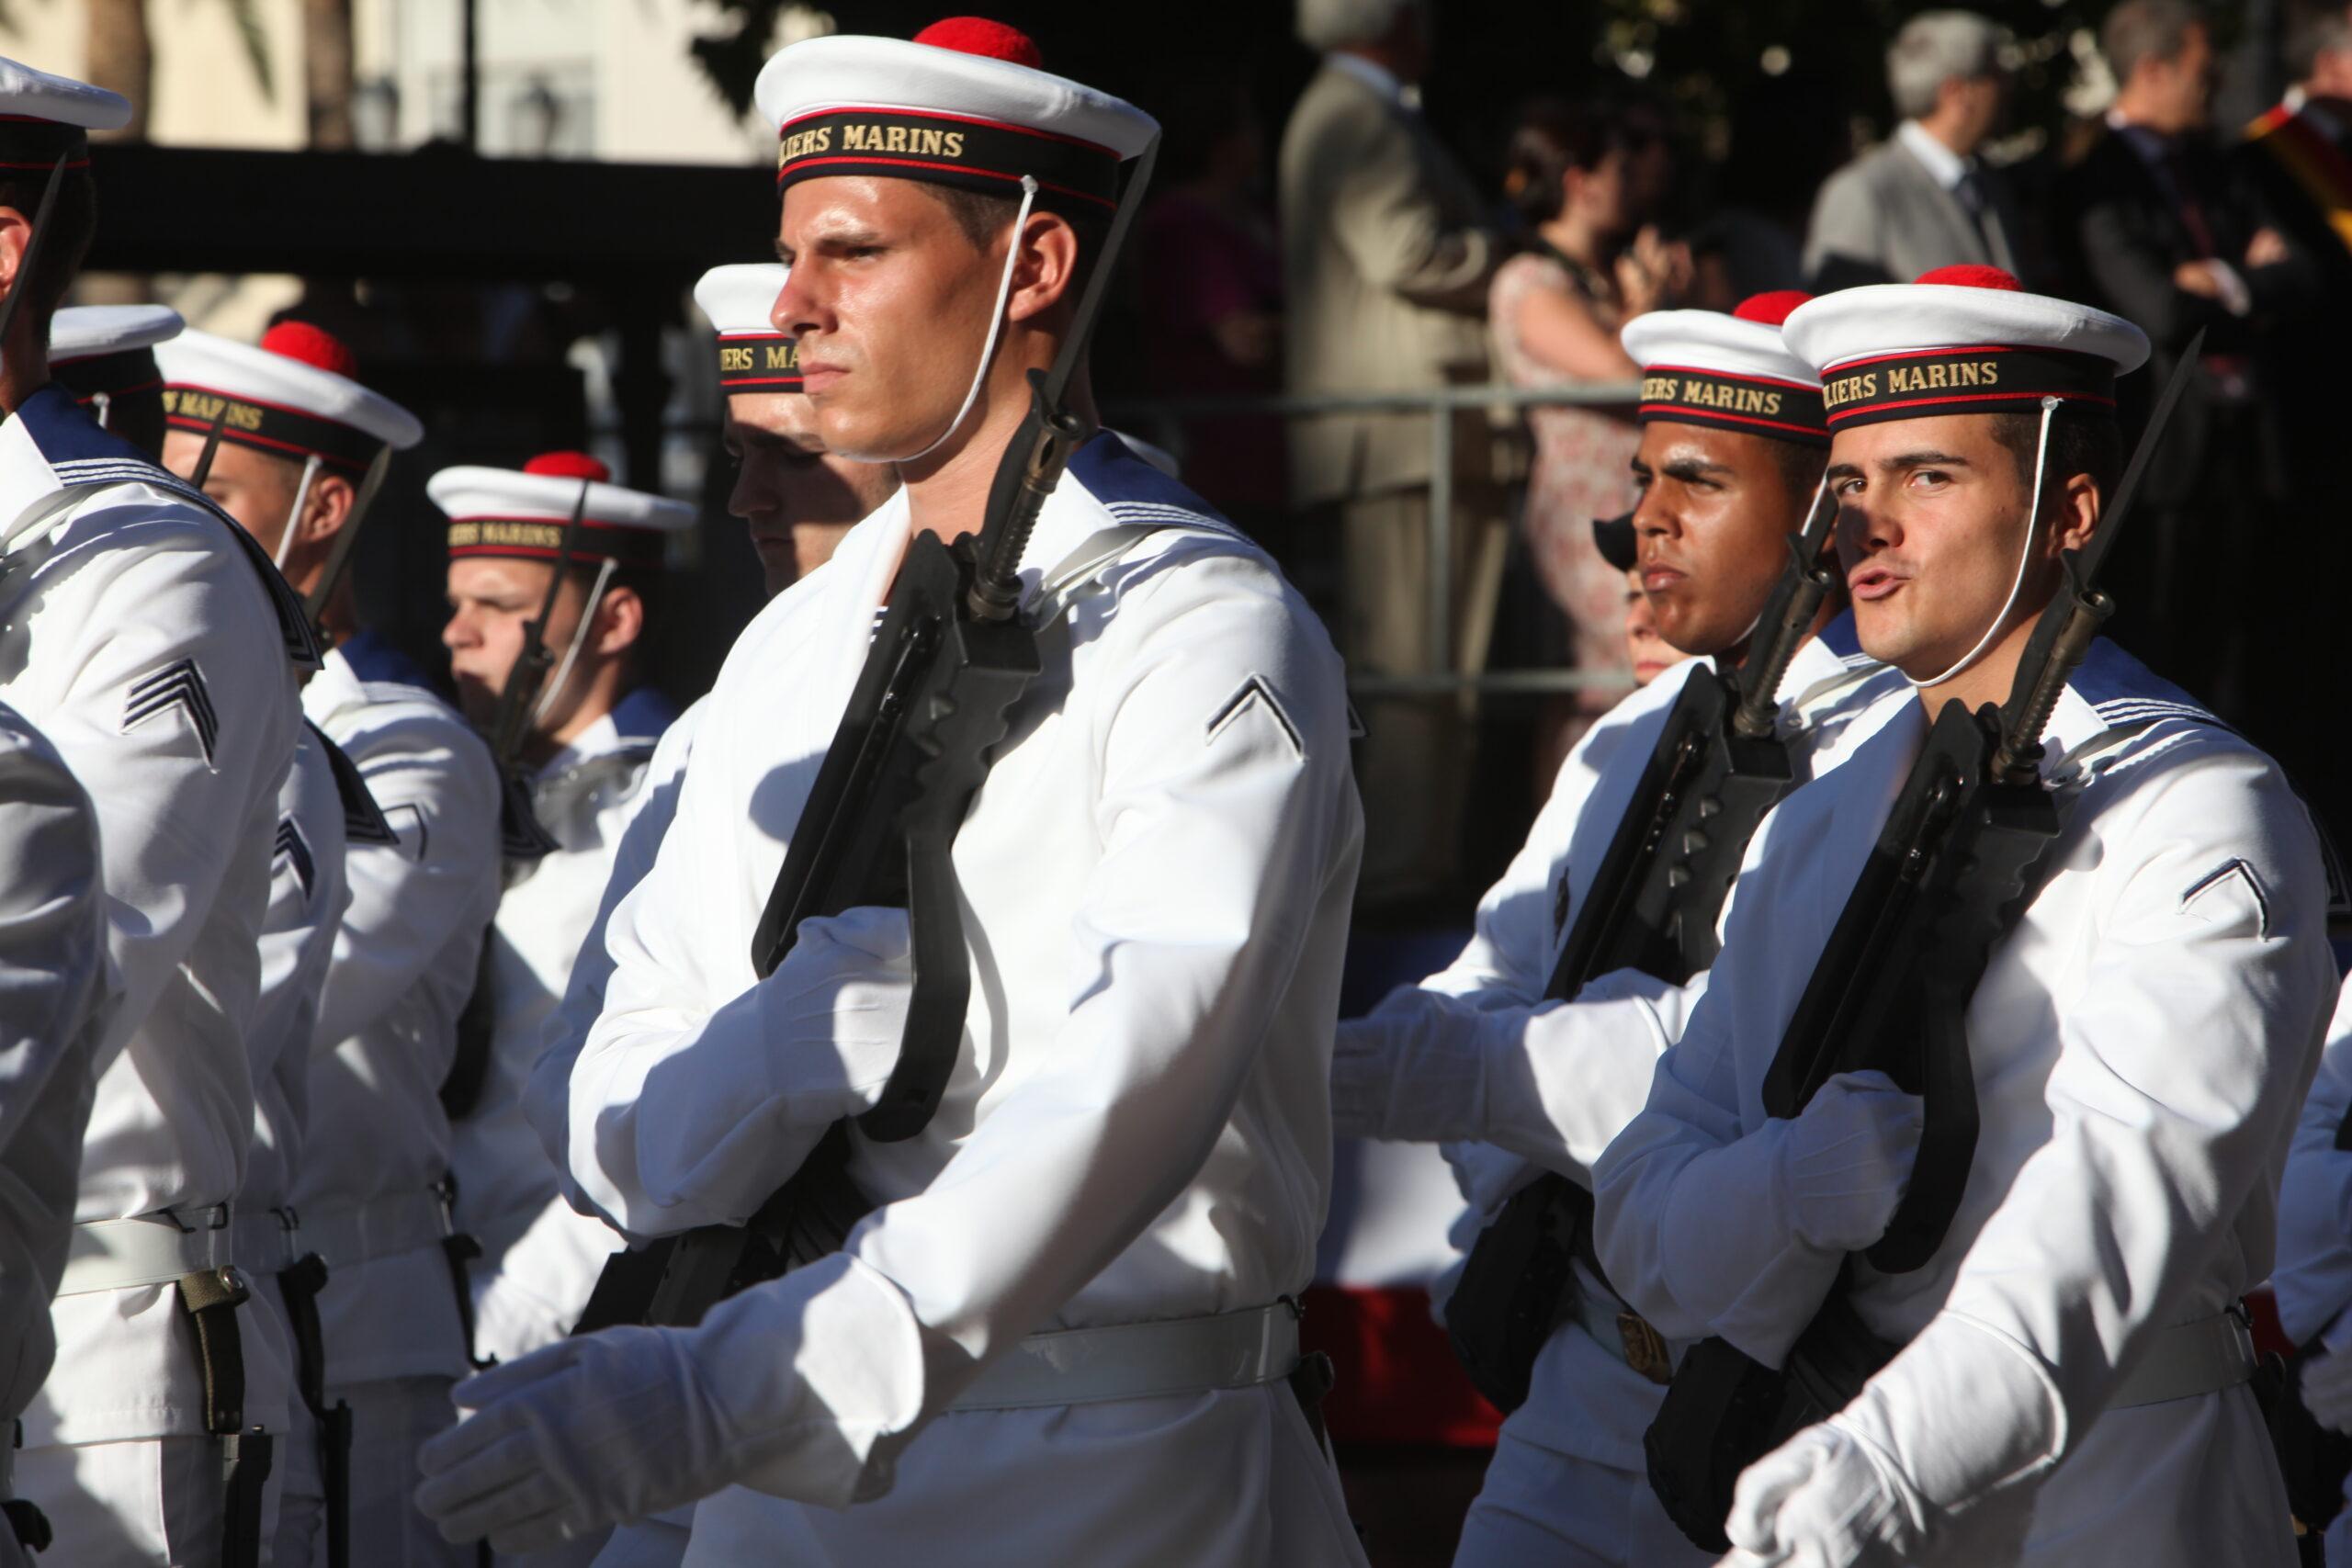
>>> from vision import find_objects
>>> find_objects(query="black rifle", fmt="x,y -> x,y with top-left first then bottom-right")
1446,483 -> 1842,1412
1645,348 -> 2203,1552
575,138 -> 1163,1335
481,479 -> 592,862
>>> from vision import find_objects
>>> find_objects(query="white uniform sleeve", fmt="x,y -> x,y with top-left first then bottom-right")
659,552 -> 1361,1505
27,516 -> 297,1062
1842,748 -> 2335,1505
525,704 -> 695,1191
1592,816 -> 1860,1357
0,713 -> 107,1425
0,712 -> 108,1156
2275,978 -> 2352,1345
311,705 -> 502,1051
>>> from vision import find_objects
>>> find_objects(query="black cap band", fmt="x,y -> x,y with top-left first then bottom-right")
161,384 -> 382,473
1637,367 -> 1829,446
54,347 -> 160,405
1819,345 -> 2117,428
775,107 -> 1120,209
0,117 -> 90,172
718,333 -> 802,392
446,516 -> 668,570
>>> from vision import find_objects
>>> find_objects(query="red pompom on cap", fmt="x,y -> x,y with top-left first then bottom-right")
524,451 -> 611,482
261,320 -> 358,378
1734,290 -> 1813,326
1914,264 -> 2023,291
912,17 -> 1045,67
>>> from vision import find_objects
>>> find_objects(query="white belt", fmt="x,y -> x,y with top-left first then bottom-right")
300,1187 -> 453,1270
58,1204 -> 236,1296
2109,1309 -> 2256,1408
948,1303 -> 1301,1412
231,1208 -> 303,1276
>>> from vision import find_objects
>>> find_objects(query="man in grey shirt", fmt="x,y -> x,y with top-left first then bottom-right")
1804,10 -> 2027,290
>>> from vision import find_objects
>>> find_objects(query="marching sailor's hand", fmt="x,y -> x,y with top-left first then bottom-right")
1716,1421 -> 1922,1568
1782,1071 -> 1924,1256
763,905 -> 919,1121
415,1253 -> 922,1551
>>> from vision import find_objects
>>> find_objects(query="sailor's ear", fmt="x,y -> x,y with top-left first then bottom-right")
304,471 -> 357,543
2047,470 -> 2100,557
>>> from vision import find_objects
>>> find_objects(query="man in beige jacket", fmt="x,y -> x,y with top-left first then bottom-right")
1281,0 -> 1508,906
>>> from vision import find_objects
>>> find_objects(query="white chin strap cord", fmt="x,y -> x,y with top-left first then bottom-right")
533,556 -> 617,729
897,175 -> 1040,467
272,454 -> 323,572
1915,394 -> 2060,691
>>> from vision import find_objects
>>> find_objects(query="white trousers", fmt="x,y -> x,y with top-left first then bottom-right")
17,1432 -> 286,1566
328,1375 -> 470,1568
1452,1427 -> 1713,1568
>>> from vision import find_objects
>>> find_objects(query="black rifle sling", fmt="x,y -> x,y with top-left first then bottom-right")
1447,488 -> 1839,1414
1645,340 -> 2208,1553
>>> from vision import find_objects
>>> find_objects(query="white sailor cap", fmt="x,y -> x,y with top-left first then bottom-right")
430,452 -> 695,571
49,303 -> 180,408
693,263 -> 799,393
755,18 -> 1158,215
1782,265 -> 2151,431
1622,291 -> 1829,447
157,321 -> 424,470
0,57 -> 130,170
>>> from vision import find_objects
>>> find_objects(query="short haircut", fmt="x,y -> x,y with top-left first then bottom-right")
2101,0 -> 2207,87
1295,0 -> 1419,54
1769,437 -> 1829,511
1986,409 -> 2125,517
1886,11 -> 2007,120
0,165 -> 97,333
925,184 -> 1109,298
2288,11 -> 2352,85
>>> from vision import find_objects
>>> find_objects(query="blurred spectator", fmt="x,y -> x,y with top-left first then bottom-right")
1137,77 -> 1287,536
1592,510 -> 1674,687
1281,0 -> 1513,908
1489,95 -> 1687,761
2055,0 -> 2293,720
2231,9 -> 2352,834
1804,11 -> 2030,290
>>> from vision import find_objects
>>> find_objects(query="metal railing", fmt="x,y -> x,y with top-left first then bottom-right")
1113,381 -> 1644,696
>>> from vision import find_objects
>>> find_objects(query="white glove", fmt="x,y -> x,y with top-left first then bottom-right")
414,1254 -> 922,1552
1717,1422 -> 1925,1568
1330,988 -> 1498,1144
571,906 -> 917,1234
1781,1071 -> 1924,1256
764,905 -> 920,1117
2303,1348 -> 2352,1435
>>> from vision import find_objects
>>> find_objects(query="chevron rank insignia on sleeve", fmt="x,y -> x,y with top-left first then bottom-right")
121,658 -> 220,765
273,816 -> 316,900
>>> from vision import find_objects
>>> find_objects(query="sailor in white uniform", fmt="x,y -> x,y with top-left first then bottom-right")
47,301 -> 181,454
434,454 -> 693,1367
1333,291 -> 1907,1568
2269,976 -> 2352,1559
415,20 -> 1365,1566
2,59 -> 313,1568
0,703 -> 110,1568
1593,266 -> 2338,1566
158,321 -> 498,1567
